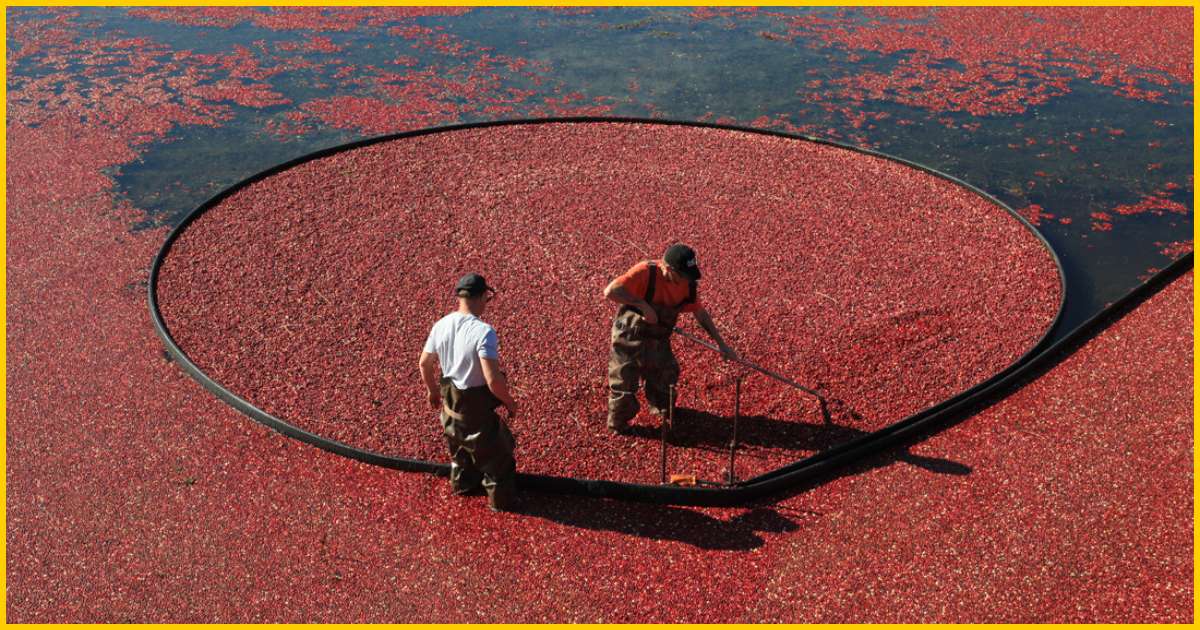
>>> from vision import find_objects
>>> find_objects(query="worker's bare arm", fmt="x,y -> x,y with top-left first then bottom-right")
603,280 -> 658,325
481,357 -> 518,419
694,308 -> 738,360
418,351 -> 441,408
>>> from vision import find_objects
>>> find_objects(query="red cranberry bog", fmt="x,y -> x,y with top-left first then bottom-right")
8,6 -> 1194,622
150,118 -> 1065,501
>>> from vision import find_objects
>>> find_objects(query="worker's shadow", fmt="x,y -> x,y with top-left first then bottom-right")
624,406 -> 972,476
512,404 -> 967,551
513,496 -> 799,551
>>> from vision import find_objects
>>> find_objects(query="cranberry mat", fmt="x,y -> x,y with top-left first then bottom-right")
152,119 -> 1064,496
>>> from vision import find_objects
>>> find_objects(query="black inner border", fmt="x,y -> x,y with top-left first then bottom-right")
148,116 -> 1178,506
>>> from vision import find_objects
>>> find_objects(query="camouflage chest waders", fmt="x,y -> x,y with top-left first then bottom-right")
439,377 -> 516,510
607,261 -> 695,431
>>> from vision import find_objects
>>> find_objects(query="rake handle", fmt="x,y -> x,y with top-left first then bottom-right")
672,327 -> 825,401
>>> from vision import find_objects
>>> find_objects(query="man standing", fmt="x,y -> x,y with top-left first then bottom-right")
603,244 -> 737,433
418,273 -> 518,511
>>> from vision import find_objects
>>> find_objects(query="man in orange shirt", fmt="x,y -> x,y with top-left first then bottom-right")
602,243 -> 738,433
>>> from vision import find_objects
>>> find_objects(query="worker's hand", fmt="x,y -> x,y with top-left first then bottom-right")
640,303 -> 659,326
503,400 -> 518,420
427,390 -> 441,409
719,343 -> 739,362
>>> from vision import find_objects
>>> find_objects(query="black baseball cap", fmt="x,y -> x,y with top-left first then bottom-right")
454,273 -> 494,297
664,244 -> 701,280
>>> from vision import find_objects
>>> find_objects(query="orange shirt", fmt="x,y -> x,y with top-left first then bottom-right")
612,260 -> 701,314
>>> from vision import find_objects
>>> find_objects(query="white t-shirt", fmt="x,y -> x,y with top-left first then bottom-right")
422,312 -> 499,390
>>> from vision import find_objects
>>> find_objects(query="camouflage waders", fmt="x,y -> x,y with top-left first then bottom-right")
607,308 -> 681,430
439,377 -> 516,510
606,261 -> 694,431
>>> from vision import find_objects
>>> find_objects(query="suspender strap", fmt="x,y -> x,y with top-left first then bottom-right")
442,404 -> 464,421
644,260 -> 657,304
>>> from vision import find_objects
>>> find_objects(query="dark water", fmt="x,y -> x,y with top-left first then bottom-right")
10,6 -> 1193,339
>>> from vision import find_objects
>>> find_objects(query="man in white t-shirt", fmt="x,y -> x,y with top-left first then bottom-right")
418,273 -> 518,511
